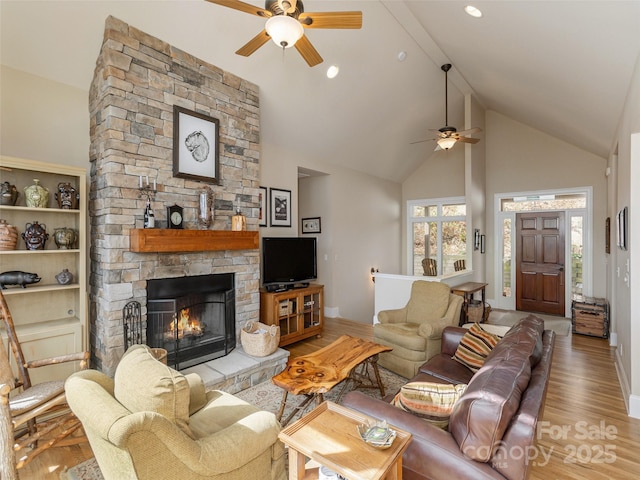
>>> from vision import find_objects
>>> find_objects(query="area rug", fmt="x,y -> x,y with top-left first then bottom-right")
60,457 -> 103,480
236,365 -> 407,424
488,309 -> 572,336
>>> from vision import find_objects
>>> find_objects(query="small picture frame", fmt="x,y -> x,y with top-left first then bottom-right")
617,207 -> 628,251
258,186 -> 267,227
270,188 -> 291,227
173,105 -> 219,183
302,217 -> 321,234
480,234 -> 486,254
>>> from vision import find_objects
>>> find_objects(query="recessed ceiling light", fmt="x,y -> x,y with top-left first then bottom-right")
464,5 -> 483,18
326,65 -> 339,79
397,51 -> 407,62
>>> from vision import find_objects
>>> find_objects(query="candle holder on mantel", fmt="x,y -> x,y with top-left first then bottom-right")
138,175 -> 157,200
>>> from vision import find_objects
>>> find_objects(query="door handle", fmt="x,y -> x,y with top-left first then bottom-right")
558,264 -> 564,271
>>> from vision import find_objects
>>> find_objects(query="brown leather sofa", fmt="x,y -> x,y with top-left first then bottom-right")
343,315 -> 555,480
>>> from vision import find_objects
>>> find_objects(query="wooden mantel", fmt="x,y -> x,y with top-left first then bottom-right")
130,229 -> 259,253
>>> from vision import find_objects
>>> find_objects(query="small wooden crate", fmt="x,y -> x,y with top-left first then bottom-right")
571,296 -> 609,339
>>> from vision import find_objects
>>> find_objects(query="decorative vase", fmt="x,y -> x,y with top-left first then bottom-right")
24,179 -> 49,208
55,182 -> 79,209
0,181 -> 19,206
22,221 -> 49,250
53,227 -> 78,249
55,268 -> 74,285
0,219 -> 18,251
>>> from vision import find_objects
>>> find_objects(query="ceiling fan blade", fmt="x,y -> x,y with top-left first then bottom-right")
294,35 -> 323,67
298,11 -> 363,29
235,30 -> 270,57
205,0 -> 272,17
456,136 -> 480,144
410,138 -> 435,145
455,127 -> 482,137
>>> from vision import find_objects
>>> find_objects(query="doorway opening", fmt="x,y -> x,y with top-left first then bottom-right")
494,188 -> 591,317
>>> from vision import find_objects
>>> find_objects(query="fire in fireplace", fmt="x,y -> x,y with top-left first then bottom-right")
146,273 -> 235,369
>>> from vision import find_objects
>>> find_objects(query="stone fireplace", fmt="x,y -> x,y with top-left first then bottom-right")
89,16 -> 261,375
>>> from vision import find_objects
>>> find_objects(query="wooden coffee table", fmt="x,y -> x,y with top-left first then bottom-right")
272,335 -> 392,426
279,401 -> 412,480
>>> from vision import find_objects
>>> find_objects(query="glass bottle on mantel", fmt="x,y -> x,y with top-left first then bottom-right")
143,198 -> 155,228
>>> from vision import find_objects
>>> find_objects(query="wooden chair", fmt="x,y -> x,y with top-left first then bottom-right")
422,258 -> 438,276
0,290 -> 89,476
454,259 -> 466,271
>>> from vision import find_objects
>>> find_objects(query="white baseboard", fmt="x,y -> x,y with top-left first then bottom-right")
324,306 -> 340,318
615,346 -> 634,417
609,332 -> 618,347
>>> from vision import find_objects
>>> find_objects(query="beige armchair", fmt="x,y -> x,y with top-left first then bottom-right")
373,281 -> 463,379
65,345 -> 285,480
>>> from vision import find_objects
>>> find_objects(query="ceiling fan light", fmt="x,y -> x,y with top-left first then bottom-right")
265,15 -> 304,48
437,137 -> 457,150
464,5 -> 483,18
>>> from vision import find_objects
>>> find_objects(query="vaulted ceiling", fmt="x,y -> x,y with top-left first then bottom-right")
2,1 -> 639,183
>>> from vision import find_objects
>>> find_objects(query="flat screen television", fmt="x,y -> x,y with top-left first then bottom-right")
262,237 -> 317,289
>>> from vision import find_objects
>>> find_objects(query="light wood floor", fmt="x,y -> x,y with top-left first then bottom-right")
19,318 -> 640,479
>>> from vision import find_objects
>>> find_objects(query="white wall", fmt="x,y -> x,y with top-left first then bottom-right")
611,52 -> 640,417
262,141 -> 402,323
0,66 -> 89,168
484,111 -> 608,302
466,94 -> 487,281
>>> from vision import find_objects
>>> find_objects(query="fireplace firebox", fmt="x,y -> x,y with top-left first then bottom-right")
147,273 -> 235,369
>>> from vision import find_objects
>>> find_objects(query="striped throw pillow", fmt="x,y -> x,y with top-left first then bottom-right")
392,382 -> 468,429
452,322 -> 501,372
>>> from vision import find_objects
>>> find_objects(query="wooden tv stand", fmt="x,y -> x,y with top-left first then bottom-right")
260,284 -> 323,347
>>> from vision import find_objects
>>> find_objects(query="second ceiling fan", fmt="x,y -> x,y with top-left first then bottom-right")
413,64 -> 482,150
206,0 -> 362,67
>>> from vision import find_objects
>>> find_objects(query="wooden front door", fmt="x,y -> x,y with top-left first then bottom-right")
516,212 -> 565,315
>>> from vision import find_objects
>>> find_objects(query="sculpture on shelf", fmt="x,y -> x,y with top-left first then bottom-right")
55,182 -> 79,209
0,271 -> 41,289
0,181 -> 19,206
55,269 -> 74,285
54,227 -> 78,249
22,221 -> 48,250
23,179 -> 49,208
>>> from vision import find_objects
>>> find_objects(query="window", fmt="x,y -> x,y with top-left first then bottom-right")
408,197 -> 467,276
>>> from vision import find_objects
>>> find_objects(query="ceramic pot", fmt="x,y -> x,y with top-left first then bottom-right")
0,219 -> 18,251
22,221 -> 49,250
55,182 -> 79,209
53,227 -> 78,249
55,268 -> 74,285
24,179 -> 49,208
0,181 -> 19,206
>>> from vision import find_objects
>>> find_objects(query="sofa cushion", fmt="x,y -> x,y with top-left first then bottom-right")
418,353 -> 475,384
114,344 -> 194,438
392,381 -> 467,429
452,323 -> 501,372
449,317 -> 543,462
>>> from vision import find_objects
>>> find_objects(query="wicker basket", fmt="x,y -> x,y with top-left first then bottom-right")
241,321 -> 280,357
468,300 -> 492,323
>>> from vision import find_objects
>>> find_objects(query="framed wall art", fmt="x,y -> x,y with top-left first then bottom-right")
270,188 -> 291,227
173,105 -> 219,183
258,186 -> 267,227
302,217 -> 321,234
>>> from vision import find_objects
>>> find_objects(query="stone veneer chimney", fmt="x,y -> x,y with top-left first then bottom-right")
89,16 -> 261,375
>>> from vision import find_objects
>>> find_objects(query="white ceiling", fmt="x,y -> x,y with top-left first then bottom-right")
2,1 -> 639,183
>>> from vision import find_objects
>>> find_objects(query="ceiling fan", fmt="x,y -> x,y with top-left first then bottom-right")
205,0 -> 362,67
412,64 -> 482,150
